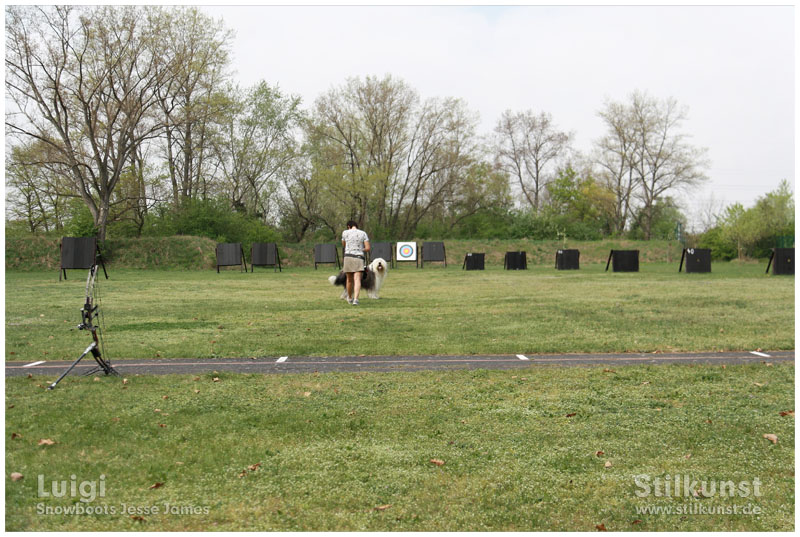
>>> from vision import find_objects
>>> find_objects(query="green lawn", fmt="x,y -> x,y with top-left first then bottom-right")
5,263 -> 794,530
4,263 -> 794,361
5,363 -> 794,531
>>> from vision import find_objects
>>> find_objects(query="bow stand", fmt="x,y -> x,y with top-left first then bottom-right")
48,263 -> 119,390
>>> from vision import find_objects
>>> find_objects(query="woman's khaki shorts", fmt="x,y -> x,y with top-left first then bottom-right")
343,256 -> 365,273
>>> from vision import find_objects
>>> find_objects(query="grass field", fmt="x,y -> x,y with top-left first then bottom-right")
4,262 -> 794,362
5,363 -> 794,531
5,263 -> 794,530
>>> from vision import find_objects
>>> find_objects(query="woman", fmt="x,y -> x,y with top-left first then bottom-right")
341,220 -> 370,305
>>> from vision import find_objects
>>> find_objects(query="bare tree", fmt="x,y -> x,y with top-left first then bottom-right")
594,100 -> 639,234
628,92 -> 709,239
593,91 -> 708,238
493,110 -> 572,211
5,5 -> 168,239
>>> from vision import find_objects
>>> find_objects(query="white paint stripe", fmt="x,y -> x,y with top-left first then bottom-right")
22,361 -> 46,368
749,351 -> 771,358
276,356 -> 288,363
516,354 -> 530,361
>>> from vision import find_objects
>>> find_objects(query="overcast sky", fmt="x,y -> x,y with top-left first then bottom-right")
200,3 -> 794,229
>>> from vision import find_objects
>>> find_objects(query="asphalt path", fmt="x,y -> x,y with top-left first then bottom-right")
6,350 -> 793,378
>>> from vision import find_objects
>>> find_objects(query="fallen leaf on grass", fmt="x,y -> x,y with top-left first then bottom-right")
374,504 -> 392,511
148,482 -> 164,490
130,515 -> 146,522
429,459 -> 445,466
684,453 -> 692,459
763,434 -> 778,444
641,381 -> 650,385
596,523 -> 607,531
565,413 -> 577,418
238,471 -> 248,478
212,377 -> 220,382
194,390 -> 200,394
111,417 -> 120,422
604,461 -> 613,468
38,438 -> 55,446
248,463 -> 261,471
162,395 -> 169,400
11,472 -> 23,481
595,451 -> 604,457
779,410 -> 794,417
705,419 -> 713,424
631,520 -> 642,525
154,409 -> 161,413
193,377 -> 200,381
754,382 -> 765,387
93,377 -> 100,382
158,424 -> 167,428
122,378 -> 129,385
602,369 -> 616,374
11,433 -> 21,440
303,392 -> 311,397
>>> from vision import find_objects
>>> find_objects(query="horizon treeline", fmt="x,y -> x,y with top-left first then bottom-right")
5,5 -> 793,259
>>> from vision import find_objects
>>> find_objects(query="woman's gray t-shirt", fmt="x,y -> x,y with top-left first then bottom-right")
342,228 -> 369,256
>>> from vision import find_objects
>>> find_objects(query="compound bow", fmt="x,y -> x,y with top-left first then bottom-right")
48,263 -> 119,390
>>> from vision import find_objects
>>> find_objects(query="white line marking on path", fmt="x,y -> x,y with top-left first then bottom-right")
22,361 -> 46,368
276,356 -> 288,363
516,354 -> 530,361
749,351 -> 771,358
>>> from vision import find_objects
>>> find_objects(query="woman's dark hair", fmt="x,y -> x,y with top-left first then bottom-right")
346,220 -> 358,229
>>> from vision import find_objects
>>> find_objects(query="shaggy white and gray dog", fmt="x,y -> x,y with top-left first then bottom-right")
328,257 -> 388,299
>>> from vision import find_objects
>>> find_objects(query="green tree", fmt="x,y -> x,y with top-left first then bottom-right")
629,197 -> 687,240
720,203 -> 762,260
154,7 -> 233,206
5,142 -> 71,233
303,75 -> 485,238
213,81 -> 303,224
546,166 -> 615,237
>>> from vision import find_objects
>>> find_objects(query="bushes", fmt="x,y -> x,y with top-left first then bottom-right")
507,211 -> 603,241
140,198 -> 280,245
5,235 -> 218,271
63,199 -> 98,237
7,236 -> 688,270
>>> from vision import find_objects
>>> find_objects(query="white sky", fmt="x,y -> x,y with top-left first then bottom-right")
198,2 -> 794,230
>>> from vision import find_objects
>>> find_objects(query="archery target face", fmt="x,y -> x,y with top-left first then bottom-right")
396,242 -> 417,261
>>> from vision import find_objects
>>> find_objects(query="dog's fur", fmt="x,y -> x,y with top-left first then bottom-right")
328,257 -> 388,299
